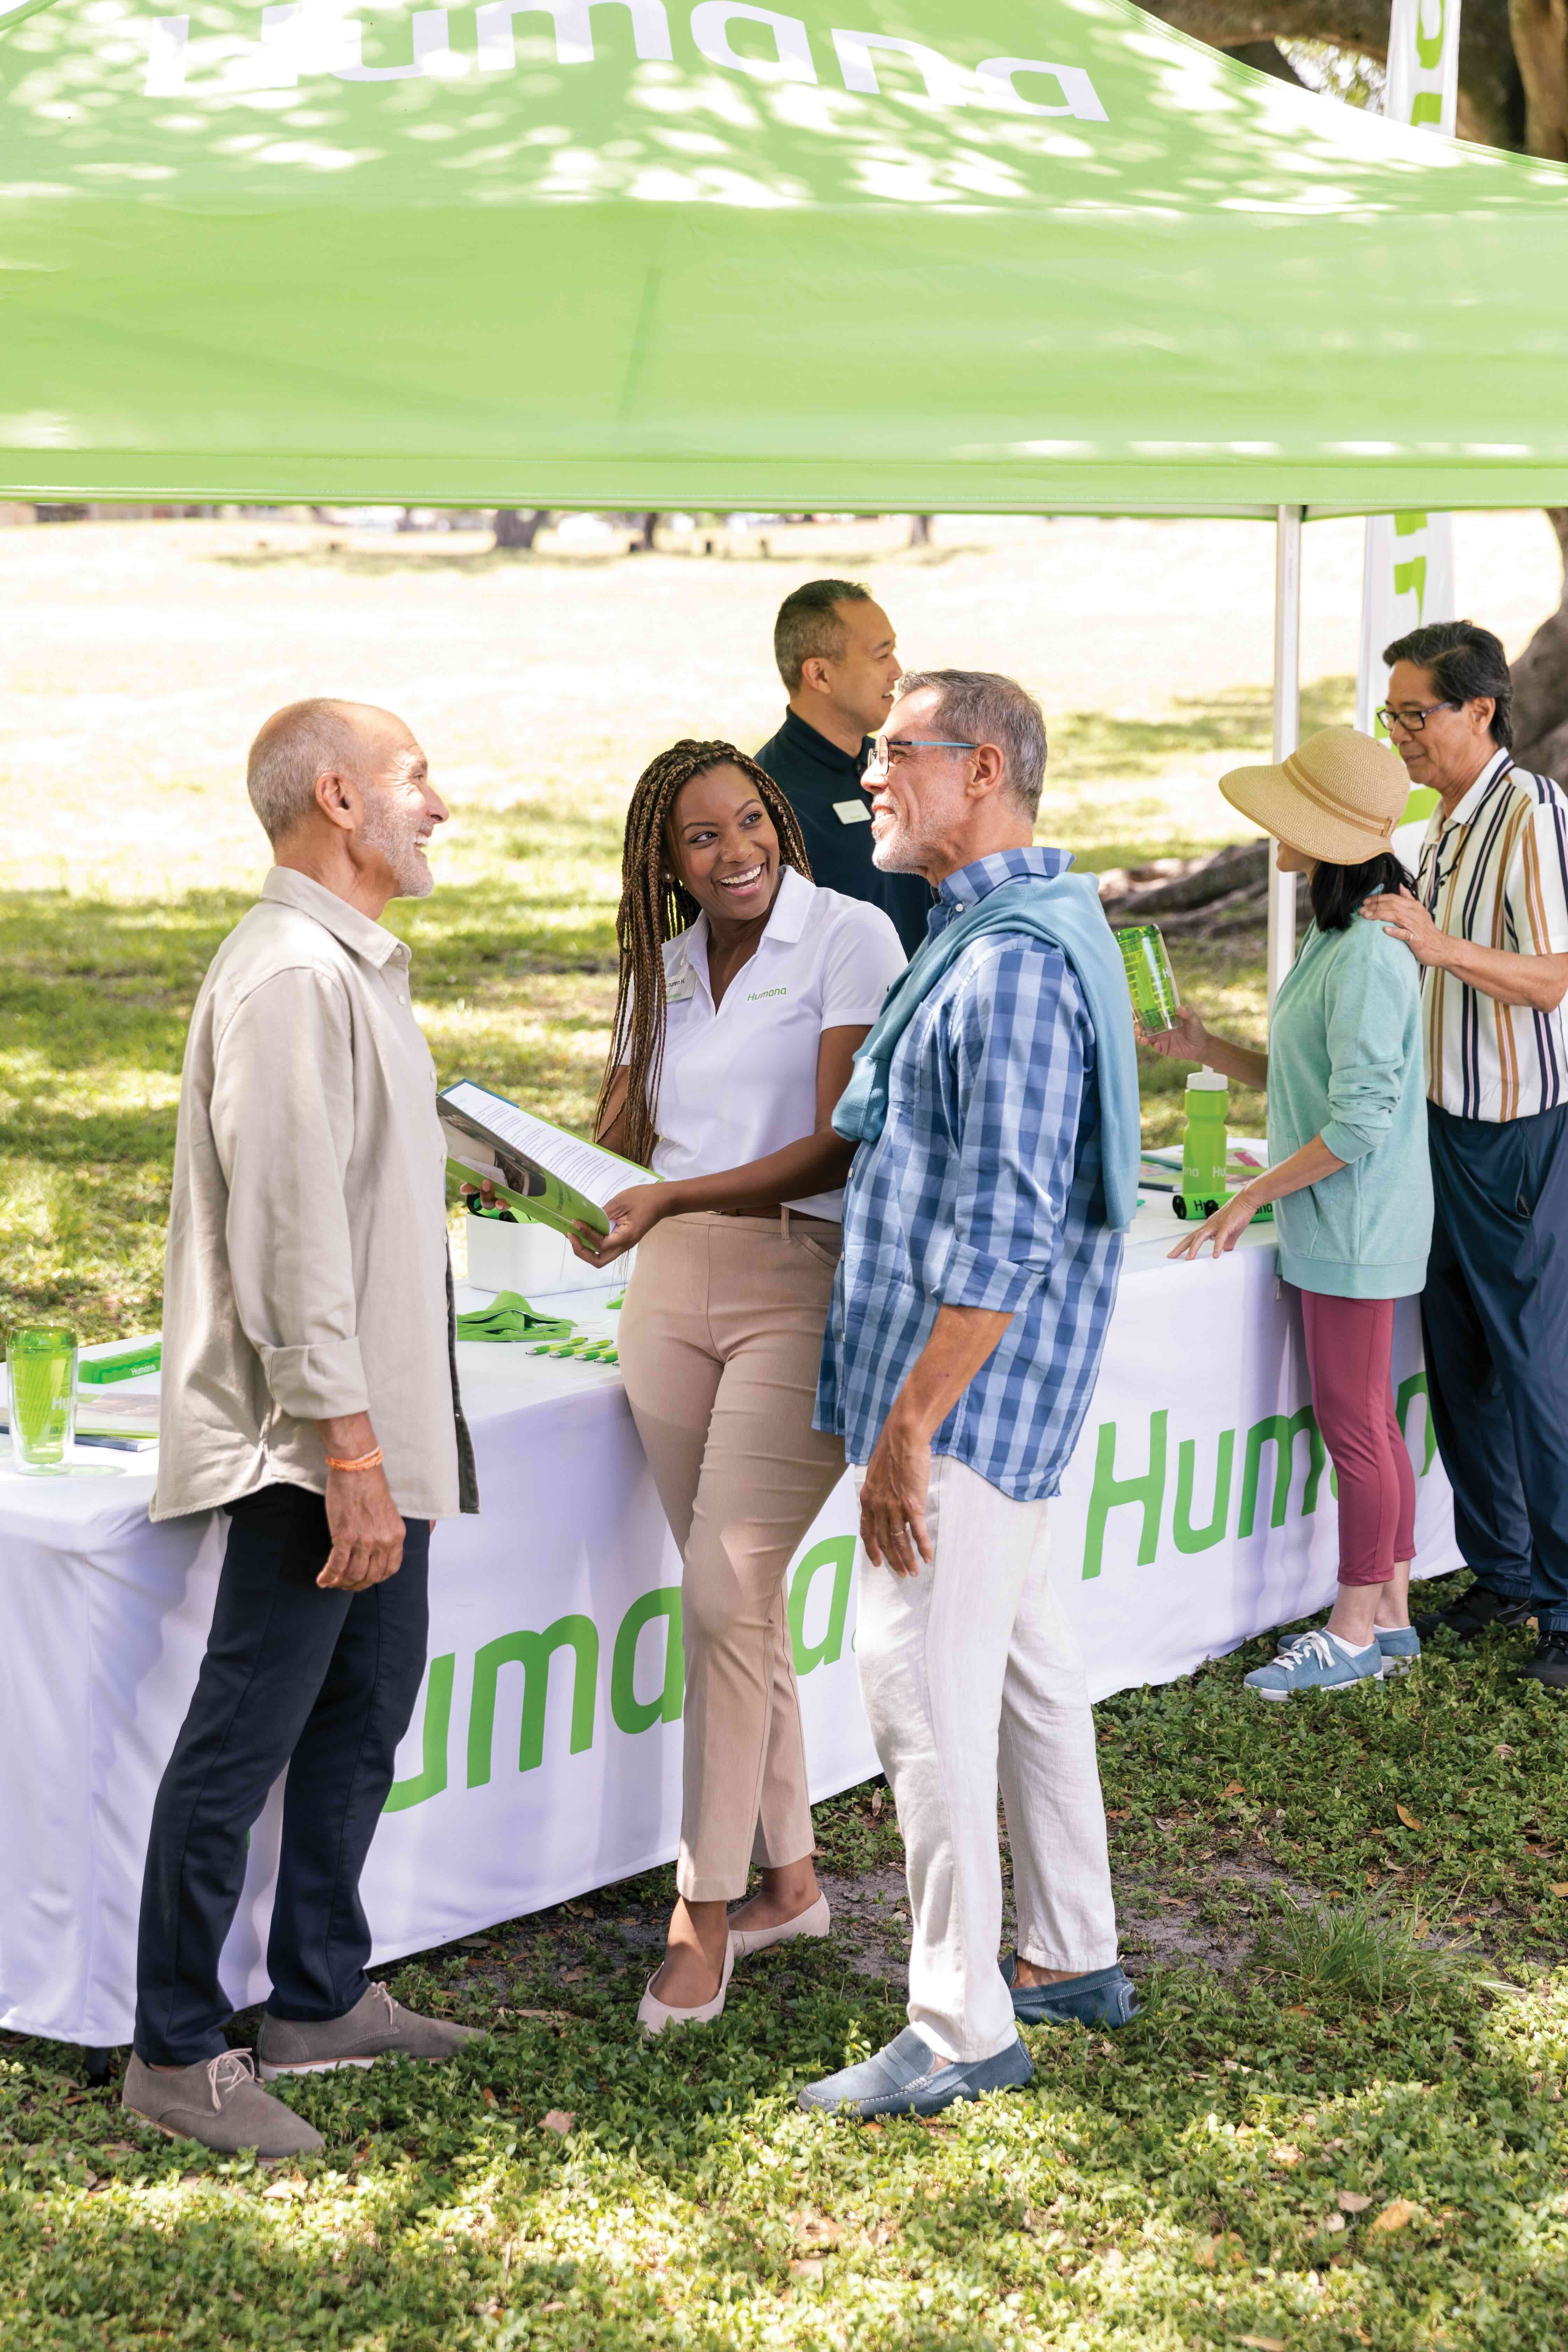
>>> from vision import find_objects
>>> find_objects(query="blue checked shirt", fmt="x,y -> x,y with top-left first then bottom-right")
815,847 -> 1124,1502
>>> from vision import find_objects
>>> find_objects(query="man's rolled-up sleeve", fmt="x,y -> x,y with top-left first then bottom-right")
940,941 -> 1088,1314
209,966 -> 370,1421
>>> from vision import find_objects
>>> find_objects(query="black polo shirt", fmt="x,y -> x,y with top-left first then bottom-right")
755,708 -> 932,958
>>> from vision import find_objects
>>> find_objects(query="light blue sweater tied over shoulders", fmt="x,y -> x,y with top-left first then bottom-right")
832,870 -> 1142,1233
1267,909 -> 1433,1299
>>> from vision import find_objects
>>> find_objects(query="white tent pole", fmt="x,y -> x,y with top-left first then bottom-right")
1267,502 -> 1304,1009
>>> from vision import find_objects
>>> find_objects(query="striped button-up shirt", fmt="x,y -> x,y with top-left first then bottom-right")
1416,748 -> 1568,1121
814,847 -> 1124,1502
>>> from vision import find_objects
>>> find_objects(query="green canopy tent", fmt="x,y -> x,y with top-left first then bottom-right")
6,0 -> 1568,982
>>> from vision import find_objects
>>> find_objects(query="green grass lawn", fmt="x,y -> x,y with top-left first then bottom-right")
2,526 -> 1563,2348
4,1619 -> 1565,2351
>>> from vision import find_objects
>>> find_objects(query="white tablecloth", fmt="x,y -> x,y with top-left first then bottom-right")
0,1206 -> 1459,2048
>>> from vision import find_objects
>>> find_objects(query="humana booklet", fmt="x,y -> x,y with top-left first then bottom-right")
439,1080 -> 658,1240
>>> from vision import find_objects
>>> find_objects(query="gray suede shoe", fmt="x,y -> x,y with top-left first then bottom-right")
255,1981 -> 484,2077
122,2049 -> 324,2160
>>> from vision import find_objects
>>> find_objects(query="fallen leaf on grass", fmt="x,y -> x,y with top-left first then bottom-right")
1219,1780 -> 1244,1799
1365,1869 -> 1381,1888
793,2214 -> 840,2248
1396,1804 -> 1424,1830
1270,2143 -> 1302,2166
482,2088 -> 498,2107
1322,2212 -> 1346,2234
1337,2190 -> 1372,2213
560,1967 -> 589,1983
1369,2198 -> 1417,2233
789,2256 -> 825,2280
540,2301 -> 565,2315
1192,2238 -> 1219,2268
1105,1807 -> 1130,1821
540,2110 -> 575,2136
1549,1882 -> 1568,1898
870,1790 -> 884,1815
1495,1743 -> 1516,1758
1238,2337 -> 1287,2351
1283,2004 -> 1312,2017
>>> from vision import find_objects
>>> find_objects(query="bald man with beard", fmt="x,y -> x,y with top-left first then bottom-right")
124,701 -> 481,2160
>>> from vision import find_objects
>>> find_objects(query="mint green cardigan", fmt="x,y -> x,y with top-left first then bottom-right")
1267,911 -> 1433,1300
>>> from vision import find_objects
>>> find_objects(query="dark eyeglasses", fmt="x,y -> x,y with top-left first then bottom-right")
1376,700 -> 1459,737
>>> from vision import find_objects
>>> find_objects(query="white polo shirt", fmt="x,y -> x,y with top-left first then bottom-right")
647,864 -> 906,1220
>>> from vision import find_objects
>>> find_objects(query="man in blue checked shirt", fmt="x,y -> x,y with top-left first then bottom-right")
798,670 -> 1141,2123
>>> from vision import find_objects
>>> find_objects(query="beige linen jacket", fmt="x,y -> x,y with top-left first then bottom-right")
152,866 -> 477,1523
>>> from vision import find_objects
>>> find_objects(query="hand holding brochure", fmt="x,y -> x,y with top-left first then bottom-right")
440,1080 -> 658,1240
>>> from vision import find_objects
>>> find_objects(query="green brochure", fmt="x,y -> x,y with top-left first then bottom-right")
440,1080 -> 658,1242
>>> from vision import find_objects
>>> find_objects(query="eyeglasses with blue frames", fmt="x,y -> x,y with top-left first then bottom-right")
863,736 -> 981,786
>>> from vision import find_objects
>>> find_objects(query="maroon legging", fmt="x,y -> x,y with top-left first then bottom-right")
1299,1291 -> 1417,1586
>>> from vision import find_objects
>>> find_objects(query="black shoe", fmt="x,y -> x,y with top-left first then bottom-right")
1412,1584 -> 1533,1645
1516,1632 -> 1568,1690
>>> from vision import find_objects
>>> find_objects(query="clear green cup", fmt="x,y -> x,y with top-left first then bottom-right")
7,1326 -> 78,1474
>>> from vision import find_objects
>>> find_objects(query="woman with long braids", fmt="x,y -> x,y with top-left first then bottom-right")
574,737 -> 905,2031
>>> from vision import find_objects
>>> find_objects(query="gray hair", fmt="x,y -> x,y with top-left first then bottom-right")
895,669 -> 1047,819
774,578 -> 872,691
246,699 -> 375,845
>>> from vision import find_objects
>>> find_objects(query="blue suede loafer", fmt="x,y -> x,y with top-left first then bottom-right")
797,2025 -> 1033,2119
1000,1955 -> 1140,2028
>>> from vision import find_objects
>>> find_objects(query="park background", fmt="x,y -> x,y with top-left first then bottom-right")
3,500 -> 1564,1340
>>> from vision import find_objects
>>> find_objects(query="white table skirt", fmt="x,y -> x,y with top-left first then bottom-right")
0,1208 -> 1459,2048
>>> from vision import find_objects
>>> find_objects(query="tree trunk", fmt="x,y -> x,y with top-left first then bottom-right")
1510,0 -> 1568,156
1148,0 -> 1525,147
492,508 -> 548,551
1510,510 -> 1568,777
909,513 -> 933,547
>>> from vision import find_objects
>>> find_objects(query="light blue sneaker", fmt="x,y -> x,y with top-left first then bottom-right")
798,2025 -> 1032,2118
1244,1627 -> 1383,1701
1374,1625 -> 1421,1676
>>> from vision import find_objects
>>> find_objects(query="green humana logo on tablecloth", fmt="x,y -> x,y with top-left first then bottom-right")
383,1535 -> 854,1812
1080,1377 -> 1437,1582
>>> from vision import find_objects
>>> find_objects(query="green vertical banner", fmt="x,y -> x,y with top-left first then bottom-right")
1356,0 -> 1461,826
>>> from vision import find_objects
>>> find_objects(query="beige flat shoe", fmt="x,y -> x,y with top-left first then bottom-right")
727,1890 -> 831,1959
637,1940 -> 735,2036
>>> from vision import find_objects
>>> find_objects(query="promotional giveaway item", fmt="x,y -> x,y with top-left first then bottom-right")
1116,923 -> 1180,1034
6,1326 -> 77,1473
1176,1070 -> 1230,1221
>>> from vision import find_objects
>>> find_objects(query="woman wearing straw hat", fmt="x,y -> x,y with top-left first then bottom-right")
1145,727 -> 1434,1699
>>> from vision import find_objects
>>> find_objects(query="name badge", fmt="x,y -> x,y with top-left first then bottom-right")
665,966 -> 697,1004
833,798 -> 872,825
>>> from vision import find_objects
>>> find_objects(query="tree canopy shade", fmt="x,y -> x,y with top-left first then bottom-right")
3,0 -> 1568,514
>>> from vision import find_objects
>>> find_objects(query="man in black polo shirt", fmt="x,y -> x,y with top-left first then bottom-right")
756,579 -> 931,956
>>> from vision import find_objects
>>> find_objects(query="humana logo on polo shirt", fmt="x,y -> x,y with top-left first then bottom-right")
747,985 -> 788,1002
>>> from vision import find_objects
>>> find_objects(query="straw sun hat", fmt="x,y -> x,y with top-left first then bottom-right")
1219,726 -> 1410,867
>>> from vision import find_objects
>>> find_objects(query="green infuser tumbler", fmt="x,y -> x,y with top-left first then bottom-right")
7,1325 -> 78,1474
1116,923 -> 1179,1034
1177,1069 -> 1229,1221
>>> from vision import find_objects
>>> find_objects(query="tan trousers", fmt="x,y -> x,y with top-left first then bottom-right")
618,1211 -> 845,1902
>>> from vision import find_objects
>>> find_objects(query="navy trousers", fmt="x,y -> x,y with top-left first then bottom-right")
134,1483 -> 429,2066
1422,1101 -> 1568,1634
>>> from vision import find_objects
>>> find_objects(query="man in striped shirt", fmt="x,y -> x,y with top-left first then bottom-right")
1362,620 -> 1568,1691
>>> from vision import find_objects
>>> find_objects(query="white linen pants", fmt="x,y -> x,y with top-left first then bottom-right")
853,1455 -> 1119,2064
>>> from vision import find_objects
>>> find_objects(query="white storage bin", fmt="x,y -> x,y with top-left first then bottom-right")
463,1213 -> 632,1296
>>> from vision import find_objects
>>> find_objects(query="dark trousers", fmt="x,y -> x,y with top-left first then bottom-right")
134,1484 -> 429,2066
1422,1100 -> 1568,1634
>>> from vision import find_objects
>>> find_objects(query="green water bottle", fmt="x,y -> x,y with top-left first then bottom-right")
1178,1068 -> 1229,1220
1116,923 -> 1179,1034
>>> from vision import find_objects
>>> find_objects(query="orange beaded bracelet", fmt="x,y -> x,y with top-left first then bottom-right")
324,1446 -> 384,1473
